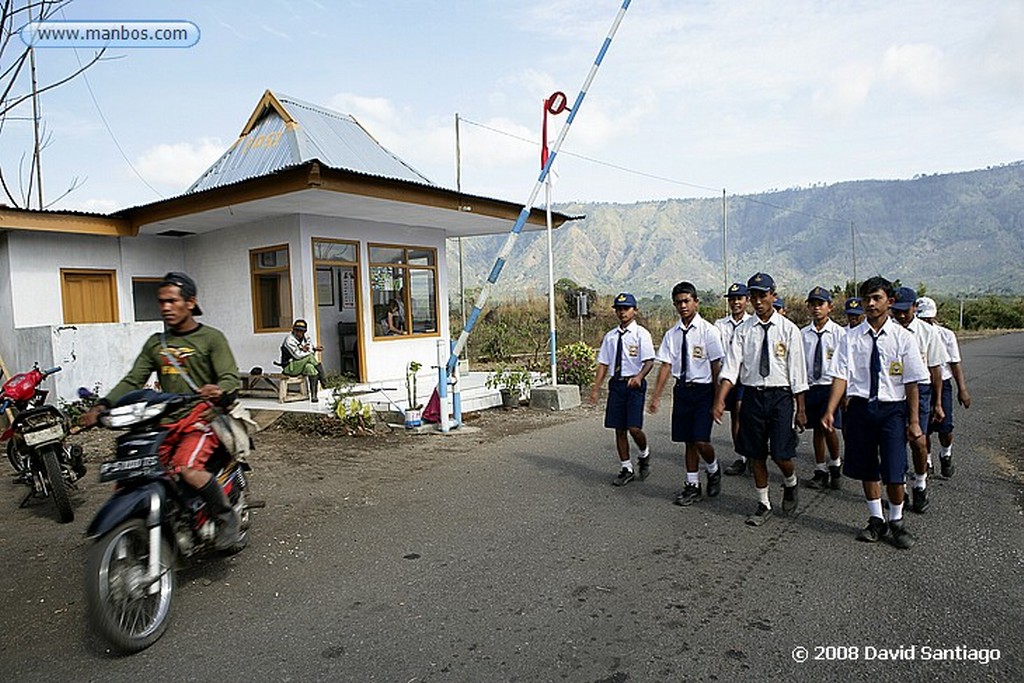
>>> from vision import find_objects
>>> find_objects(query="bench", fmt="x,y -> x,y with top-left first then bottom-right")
239,372 -> 309,403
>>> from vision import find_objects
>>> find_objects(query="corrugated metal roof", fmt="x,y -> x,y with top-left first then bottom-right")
187,91 -> 433,193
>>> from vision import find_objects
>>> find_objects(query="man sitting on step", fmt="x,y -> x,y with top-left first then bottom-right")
281,319 -> 328,402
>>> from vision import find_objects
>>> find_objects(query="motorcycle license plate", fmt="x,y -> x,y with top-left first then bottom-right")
99,455 -> 162,482
22,424 -> 65,447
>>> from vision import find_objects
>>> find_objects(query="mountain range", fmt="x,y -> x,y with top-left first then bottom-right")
448,162 -> 1024,299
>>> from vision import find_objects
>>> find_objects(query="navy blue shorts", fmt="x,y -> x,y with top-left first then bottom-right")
737,387 -> 797,460
806,384 -> 842,430
605,378 -> 646,430
671,381 -> 715,443
928,379 -> 954,435
843,398 -> 908,484
916,383 -> 933,434
724,383 -> 745,412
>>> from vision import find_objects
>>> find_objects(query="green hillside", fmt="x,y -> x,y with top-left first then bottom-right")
449,162 -> 1024,298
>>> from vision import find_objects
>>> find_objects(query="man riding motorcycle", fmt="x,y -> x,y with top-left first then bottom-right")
81,272 -> 241,549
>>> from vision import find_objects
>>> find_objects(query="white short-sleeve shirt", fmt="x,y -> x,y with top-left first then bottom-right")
719,311 -> 809,393
829,318 -> 929,401
801,319 -> 846,387
596,320 -> 656,378
656,313 -> 724,384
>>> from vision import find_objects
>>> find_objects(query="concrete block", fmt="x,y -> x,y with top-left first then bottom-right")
529,384 -> 581,411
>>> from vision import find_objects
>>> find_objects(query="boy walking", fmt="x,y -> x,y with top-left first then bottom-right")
649,282 -> 726,505
715,283 -> 751,476
801,287 -> 845,490
823,277 -> 928,549
590,293 -> 656,486
916,296 -> 971,478
891,287 -> 948,513
713,272 -> 808,526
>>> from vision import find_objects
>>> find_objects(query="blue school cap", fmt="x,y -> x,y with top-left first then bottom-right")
724,282 -> 749,297
806,286 -> 832,302
773,296 -> 785,310
612,292 -> 638,309
747,272 -> 776,292
844,297 -> 863,315
892,286 -> 917,311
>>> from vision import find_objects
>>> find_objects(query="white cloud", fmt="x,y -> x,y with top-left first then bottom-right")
135,138 -> 225,187
882,43 -> 949,98
812,64 -> 875,120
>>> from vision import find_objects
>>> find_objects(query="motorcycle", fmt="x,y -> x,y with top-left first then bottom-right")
84,390 -> 257,654
1,364 -> 84,523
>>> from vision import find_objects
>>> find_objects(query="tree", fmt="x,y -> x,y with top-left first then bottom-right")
1,0 -> 105,208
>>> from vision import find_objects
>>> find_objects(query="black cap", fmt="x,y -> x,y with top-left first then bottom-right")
161,272 -> 203,316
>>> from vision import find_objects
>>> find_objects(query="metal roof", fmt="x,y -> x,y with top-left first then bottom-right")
187,91 -> 433,193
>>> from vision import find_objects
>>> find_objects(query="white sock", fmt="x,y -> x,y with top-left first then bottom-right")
815,463 -> 828,473
757,486 -> 771,509
706,458 -> 719,474
783,474 -> 798,488
639,447 -> 650,459
620,460 -> 633,472
867,498 -> 884,519
829,457 -> 841,468
686,471 -> 700,485
736,454 -> 747,463
916,472 -> 927,490
941,445 -> 952,458
888,502 -> 904,523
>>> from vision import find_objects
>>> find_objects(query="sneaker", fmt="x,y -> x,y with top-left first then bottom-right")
706,469 -> 722,498
612,468 -> 635,487
806,470 -> 829,490
724,458 -> 746,476
829,465 -> 842,490
910,487 -> 930,514
745,503 -> 773,526
856,516 -> 888,543
940,456 -> 954,479
887,519 -> 916,549
674,482 -> 702,506
782,484 -> 799,513
637,456 -> 651,480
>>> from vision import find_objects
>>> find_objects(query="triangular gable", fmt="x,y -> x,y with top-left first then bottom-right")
188,90 -> 433,194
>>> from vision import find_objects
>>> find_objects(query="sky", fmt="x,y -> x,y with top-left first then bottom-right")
3,0 -> 1022,214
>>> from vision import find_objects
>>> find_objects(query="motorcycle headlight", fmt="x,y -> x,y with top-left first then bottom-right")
101,401 -> 167,428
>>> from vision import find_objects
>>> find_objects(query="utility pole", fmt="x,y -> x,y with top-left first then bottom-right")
722,189 -> 728,297
455,113 -> 465,329
29,1 -> 44,209
850,220 -> 858,285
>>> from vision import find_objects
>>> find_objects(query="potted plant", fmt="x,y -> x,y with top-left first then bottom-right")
485,365 -> 532,408
405,361 -> 422,428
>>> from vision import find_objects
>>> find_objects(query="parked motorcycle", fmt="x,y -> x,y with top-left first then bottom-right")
1,364 -> 84,523
84,389 -> 256,653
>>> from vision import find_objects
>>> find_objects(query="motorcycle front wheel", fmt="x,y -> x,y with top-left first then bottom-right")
7,439 -> 25,473
40,445 -> 73,523
85,519 -> 175,654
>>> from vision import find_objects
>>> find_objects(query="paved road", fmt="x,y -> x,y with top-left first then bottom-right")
1,333 -> 1021,682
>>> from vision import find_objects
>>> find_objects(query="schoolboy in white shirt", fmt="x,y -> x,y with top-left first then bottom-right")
715,283 -> 752,477
589,293 -> 656,487
801,287 -> 846,490
713,272 -> 808,527
823,277 -> 929,549
649,282 -> 726,506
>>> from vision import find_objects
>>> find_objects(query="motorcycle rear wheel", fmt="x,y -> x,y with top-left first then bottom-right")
85,519 -> 175,654
7,439 -> 25,473
40,445 -> 73,523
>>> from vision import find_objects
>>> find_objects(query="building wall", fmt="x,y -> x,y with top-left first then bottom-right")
6,231 -> 185,328
0,234 -> 16,377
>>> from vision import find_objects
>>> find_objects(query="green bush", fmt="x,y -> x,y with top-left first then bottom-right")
556,341 -> 597,388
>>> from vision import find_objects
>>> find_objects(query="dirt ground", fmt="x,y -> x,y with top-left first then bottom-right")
60,401 -> 595,515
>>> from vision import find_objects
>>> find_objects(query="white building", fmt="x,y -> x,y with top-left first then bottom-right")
0,91 -> 573,402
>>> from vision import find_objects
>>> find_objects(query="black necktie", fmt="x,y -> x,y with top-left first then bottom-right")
614,329 -> 625,378
680,326 -> 690,381
813,330 -> 825,380
759,322 -> 772,378
869,332 -> 882,399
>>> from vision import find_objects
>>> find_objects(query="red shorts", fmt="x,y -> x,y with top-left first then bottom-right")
158,402 -> 220,474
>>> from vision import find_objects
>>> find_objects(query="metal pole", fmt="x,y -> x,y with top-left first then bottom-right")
545,176 -> 557,386
455,113 -> 466,329
722,188 -> 728,300
851,220 -> 858,285
447,0 -> 632,374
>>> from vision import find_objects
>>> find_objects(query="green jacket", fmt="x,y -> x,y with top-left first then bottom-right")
104,324 -> 240,408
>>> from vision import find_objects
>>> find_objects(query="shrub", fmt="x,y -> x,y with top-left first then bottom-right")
556,341 -> 597,388
485,364 -> 533,399
333,397 -> 375,435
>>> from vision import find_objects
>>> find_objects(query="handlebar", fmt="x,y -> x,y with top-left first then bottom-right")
42,366 -> 62,377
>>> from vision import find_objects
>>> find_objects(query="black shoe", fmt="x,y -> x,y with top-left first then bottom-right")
887,519 -> 916,550
856,516 -> 888,543
637,456 -> 651,480
706,469 -> 722,497
724,458 -> 746,476
940,456 -> 954,479
806,469 -> 829,489
910,487 -> 929,514
782,484 -> 798,513
829,465 -> 842,490
674,482 -> 702,506
745,503 -> 773,526
612,468 -> 635,487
